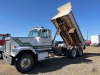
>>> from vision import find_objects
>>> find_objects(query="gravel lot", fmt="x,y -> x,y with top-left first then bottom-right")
0,47 -> 100,75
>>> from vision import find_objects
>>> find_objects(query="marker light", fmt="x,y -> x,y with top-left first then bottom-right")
14,46 -> 16,48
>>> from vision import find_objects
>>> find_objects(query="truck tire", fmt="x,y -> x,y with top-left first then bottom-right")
0,52 -> 2,59
15,53 -> 34,73
67,48 -> 77,59
77,47 -> 83,57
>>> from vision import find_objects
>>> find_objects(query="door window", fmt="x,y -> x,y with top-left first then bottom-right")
41,30 -> 48,38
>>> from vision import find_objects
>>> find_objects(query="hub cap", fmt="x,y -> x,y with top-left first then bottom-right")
20,58 -> 31,69
79,50 -> 82,55
72,49 -> 76,57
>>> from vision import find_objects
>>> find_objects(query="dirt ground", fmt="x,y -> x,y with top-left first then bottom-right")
0,47 -> 100,75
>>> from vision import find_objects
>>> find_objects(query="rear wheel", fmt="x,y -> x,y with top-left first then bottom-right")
77,47 -> 83,57
67,48 -> 77,59
15,53 -> 34,73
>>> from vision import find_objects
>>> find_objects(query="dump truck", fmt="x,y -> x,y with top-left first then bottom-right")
0,34 -> 6,58
3,2 -> 85,73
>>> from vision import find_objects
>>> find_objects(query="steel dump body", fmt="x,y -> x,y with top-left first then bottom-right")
51,2 -> 85,47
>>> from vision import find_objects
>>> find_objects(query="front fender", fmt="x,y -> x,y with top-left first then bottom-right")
11,47 -> 36,57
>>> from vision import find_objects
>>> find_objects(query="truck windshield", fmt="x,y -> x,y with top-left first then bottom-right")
28,29 -> 40,37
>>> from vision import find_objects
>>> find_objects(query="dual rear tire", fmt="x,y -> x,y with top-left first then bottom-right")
77,47 -> 83,57
66,47 -> 83,58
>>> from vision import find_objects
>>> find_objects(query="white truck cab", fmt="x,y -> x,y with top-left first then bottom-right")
3,27 -> 53,72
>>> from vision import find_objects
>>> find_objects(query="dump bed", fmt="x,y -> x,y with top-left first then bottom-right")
51,2 -> 85,47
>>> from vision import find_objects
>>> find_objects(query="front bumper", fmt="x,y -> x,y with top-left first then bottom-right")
3,52 -> 13,65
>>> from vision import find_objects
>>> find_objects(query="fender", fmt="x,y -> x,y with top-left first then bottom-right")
11,47 -> 37,57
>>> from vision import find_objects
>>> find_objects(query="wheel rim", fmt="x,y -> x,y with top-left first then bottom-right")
72,49 -> 76,57
79,49 -> 82,55
20,58 -> 31,69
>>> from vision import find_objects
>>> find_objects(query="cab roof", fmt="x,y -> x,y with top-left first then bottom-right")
30,27 -> 49,31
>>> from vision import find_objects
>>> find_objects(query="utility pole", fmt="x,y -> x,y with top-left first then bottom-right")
87,30 -> 88,41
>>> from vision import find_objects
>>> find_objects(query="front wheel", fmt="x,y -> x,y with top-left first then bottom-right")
15,53 -> 34,73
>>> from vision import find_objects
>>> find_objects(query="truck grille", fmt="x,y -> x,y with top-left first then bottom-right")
5,40 -> 11,53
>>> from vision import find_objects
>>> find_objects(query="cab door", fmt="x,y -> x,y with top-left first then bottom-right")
40,29 -> 52,47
